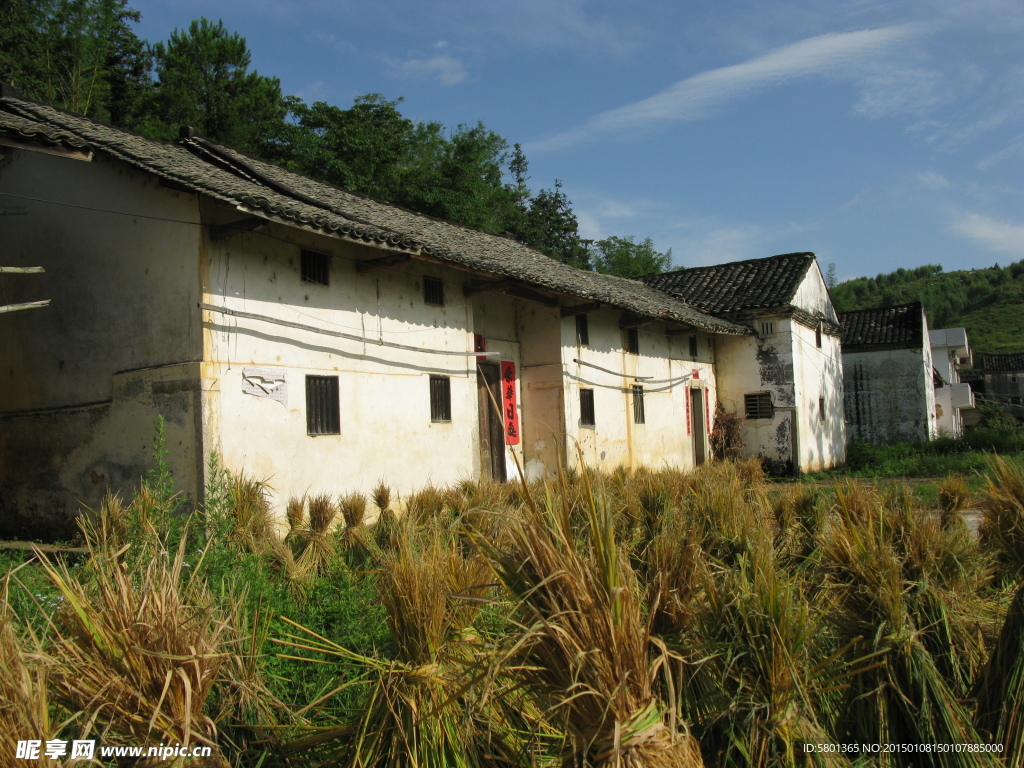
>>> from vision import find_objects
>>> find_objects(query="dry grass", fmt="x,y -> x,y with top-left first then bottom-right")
979,455 -> 1024,583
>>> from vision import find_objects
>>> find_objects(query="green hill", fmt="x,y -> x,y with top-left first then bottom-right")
830,260 -> 1024,362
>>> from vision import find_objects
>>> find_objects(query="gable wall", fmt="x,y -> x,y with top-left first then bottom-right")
0,147 -> 204,537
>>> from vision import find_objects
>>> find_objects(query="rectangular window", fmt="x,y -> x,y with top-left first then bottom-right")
760,321 -> 774,336
576,313 -> 590,346
580,388 -> 595,427
689,335 -> 698,358
624,327 -> 639,355
819,397 -> 826,423
301,249 -> 329,286
305,375 -> 340,435
744,392 -> 773,420
429,375 -> 451,422
815,323 -> 822,348
632,385 -> 645,424
424,276 -> 445,306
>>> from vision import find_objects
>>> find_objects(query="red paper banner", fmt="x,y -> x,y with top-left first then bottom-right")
705,389 -> 711,435
685,387 -> 691,435
500,361 -> 520,445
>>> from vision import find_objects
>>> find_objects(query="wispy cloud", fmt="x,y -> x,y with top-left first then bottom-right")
525,24 -> 931,153
916,170 -> 951,190
949,210 -> 1024,253
386,54 -> 468,85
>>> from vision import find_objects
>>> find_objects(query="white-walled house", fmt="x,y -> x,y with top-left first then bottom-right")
838,302 -> 939,444
929,328 -> 975,438
1,89 -> 766,538
644,254 -> 846,474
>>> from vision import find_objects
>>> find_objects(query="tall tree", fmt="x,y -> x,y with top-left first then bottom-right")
516,180 -> 591,269
142,18 -> 285,152
589,235 -> 672,279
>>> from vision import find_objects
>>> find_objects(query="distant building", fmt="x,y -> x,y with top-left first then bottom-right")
839,302 -> 938,444
929,328 -> 975,437
979,353 -> 1024,422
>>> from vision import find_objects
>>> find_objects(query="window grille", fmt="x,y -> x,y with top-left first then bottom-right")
576,313 -> 590,346
744,392 -> 773,420
624,327 -> 639,355
306,375 -> 340,435
429,375 -> 452,422
760,321 -> 774,336
632,385 -> 645,424
301,249 -> 330,286
815,323 -> 822,348
424,276 -> 445,306
819,397 -> 826,423
580,388 -> 595,427
689,335 -> 698,358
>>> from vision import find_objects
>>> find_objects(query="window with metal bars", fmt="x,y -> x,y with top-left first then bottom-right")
576,313 -> 589,346
624,327 -> 639,355
815,323 -> 822,348
305,375 -> 340,435
429,375 -> 451,422
424,276 -> 445,306
688,335 -> 698,358
819,397 -> 826,423
760,321 -> 774,336
579,388 -> 595,427
632,385 -> 645,424
744,392 -> 773,420
301,249 -> 330,286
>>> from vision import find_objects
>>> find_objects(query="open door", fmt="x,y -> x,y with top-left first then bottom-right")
477,363 -> 507,482
690,387 -> 707,466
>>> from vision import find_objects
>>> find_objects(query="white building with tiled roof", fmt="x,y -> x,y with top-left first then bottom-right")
0,86 -> 846,536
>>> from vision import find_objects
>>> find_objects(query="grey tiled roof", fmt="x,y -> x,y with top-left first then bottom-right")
980,353 -> 1024,373
838,302 -> 924,352
642,253 -> 816,314
0,96 -> 750,336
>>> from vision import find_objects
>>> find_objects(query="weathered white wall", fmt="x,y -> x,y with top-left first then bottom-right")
560,312 -> 715,474
713,266 -> 844,474
200,212 -> 489,512
0,147 -> 203,538
843,347 -> 934,443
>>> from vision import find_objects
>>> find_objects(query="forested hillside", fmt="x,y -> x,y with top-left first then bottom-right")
0,2 -> 669,278
830,260 -> 1024,360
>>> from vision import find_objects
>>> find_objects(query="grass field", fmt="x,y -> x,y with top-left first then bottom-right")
2,450 -> 1022,767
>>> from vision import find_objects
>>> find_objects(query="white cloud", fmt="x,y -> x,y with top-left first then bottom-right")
978,133 -> 1024,170
525,23 -> 931,153
916,170 -> 951,190
949,210 -> 1024,253
387,55 -> 468,86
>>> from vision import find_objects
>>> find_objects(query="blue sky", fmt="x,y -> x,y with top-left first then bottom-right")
130,0 -> 1023,279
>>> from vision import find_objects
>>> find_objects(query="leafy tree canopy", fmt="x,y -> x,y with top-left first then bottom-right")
590,235 -> 672,279
140,17 -> 286,152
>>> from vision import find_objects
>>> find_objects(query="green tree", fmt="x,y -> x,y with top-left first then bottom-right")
516,180 -> 591,269
142,18 -> 286,152
0,0 -> 150,124
589,235 -> 672,279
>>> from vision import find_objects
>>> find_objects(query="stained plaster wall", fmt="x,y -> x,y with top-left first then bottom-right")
201,212 -> 492,512
560,312 -> 715,474
713,266 -> 844,474
843,346 -> 936,444
0,147 -> 203,538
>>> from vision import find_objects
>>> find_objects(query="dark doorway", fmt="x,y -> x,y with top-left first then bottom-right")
477,363 -> 507,482
690,388 -> 707,466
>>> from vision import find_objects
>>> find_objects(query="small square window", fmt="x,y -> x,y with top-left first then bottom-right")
632,385 -> 645,424
624,327 -> 639,355
760,321 -> 774,336
429,375 -> 451,422
819,397 -> 826,423
576,313 -> 590,346
580,388 -> 595,427
301,249 -> 330,286
689,335 -> 698,359
306,375 -> 340,435
424,276 -> 445,306
744,392 -> 773,420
